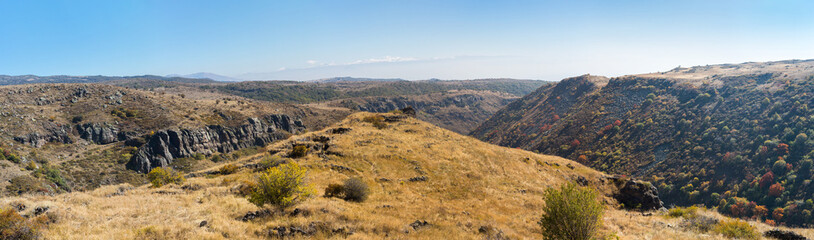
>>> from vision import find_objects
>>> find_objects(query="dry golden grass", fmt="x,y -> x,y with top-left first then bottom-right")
2,112 -> 813,239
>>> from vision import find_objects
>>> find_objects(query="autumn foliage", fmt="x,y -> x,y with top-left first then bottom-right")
768,183 -> 784,197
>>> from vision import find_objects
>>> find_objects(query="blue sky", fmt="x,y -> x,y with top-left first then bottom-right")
1,0 -> 813,81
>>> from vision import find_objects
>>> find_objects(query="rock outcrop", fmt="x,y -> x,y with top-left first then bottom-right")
14,123 -> 73,147
76,123 -> 134,144
613,179 -> 664,211
764,229 -> 808,240
127,115 -> 304,173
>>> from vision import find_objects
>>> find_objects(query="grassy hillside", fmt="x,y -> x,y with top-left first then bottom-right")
472,59 -> 814,227
3,112 -> 806,239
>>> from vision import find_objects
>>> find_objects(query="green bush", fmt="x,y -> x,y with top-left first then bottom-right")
538,182 -> 604,240
147,167 -> 185,188
712,220 -> 758,239
667,206 -> 699,219
35,164 -> 68,191
0,209 -> 40,239
342,178 -> 369,202
289,145 -> 308,158
248,162 -> 314,209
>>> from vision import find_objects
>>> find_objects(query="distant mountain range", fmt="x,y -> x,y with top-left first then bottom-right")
166,72 -> 243,82
0,75 -> 215,85
309,76 -> 406,83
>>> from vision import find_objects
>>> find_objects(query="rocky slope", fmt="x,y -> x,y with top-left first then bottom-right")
473,59 -> 814,226
323,89 -> 519,133
0,83 -> 350,193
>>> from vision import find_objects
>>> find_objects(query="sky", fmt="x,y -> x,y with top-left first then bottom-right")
1,0 -> 813,81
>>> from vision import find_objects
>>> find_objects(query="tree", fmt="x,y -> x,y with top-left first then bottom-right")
759,172 -> 775,188
248,162 -> 314,209
773,208 -> 784,221
754,205 -> 768,219
538,182 -> 604,240
768,183 -> 784,197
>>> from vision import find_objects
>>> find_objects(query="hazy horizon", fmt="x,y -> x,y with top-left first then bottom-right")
2,0 -> 813,81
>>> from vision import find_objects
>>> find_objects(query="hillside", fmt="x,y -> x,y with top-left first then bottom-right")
472,59 -> 814,226
0,83 -> 350,194
206,79 -> 546,133
204,79 -> 545,104
319,89 -> 518,133
4,112 -> 805,239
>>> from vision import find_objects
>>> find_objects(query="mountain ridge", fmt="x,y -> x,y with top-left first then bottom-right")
473,59 -> 814,226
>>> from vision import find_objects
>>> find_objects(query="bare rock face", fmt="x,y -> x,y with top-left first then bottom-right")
14,123 -> 73,147
127,114 -> 304,173
76,123 -> 134,144
612,178 -> 664,211
764,229 -> 808,240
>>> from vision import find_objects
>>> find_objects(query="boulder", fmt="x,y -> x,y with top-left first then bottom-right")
764,229 -> 808,240
613,178 -> 664,211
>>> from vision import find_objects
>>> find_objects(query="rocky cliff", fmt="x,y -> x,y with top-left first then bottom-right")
76,123 -> 136,145
127,115 -> 304,173
14,122 -> 73,147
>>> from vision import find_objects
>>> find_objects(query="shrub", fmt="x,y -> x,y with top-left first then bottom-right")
324,184 -> 345,198
219,164 -> 239,175
667,206 -> 699,219
6,176 -> 45,196
248,162 -> 314,209
210,154 -> 225,163
258,155 -> 286,171
0,209 -> 41,239
236,180 -> 257,196
363,115 -> 387,129
6,154 -> 20,164
712,220 -> 758,239
147,167 -> 185,188
538,182 -> 603,240
35,164 -> 68,191
682,215 -> 719,232
342,178 -> 369,202
289,145 -> 308,158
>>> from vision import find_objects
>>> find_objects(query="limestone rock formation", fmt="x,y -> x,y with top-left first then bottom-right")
127,115 -> 304,173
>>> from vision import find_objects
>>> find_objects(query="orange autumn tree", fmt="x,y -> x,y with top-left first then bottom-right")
768,183 -> 784,197
773,208 -> 784,221
754,205 -> 769,219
